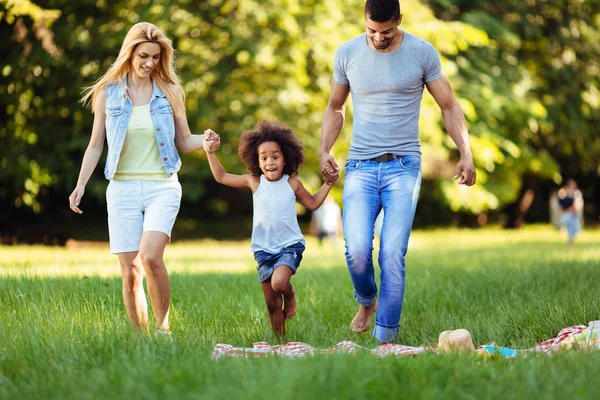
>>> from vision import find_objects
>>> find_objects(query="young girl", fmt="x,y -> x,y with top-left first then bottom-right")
203,120 -> 337,335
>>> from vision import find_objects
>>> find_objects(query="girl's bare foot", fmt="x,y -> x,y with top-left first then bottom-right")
283,285 -> 297,320
350,300 -> 377,333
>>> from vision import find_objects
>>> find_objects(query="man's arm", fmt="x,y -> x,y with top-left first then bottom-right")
319,78 -> 350,180
426,76 -> 476,186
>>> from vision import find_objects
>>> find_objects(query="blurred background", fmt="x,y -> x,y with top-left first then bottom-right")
1,0 -> 599,244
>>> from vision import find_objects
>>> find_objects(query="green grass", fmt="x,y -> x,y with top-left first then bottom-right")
1,226 -> 600,399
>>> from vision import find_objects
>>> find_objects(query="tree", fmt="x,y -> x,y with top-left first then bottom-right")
2,0 -> 492,224
425,0 -> 600,226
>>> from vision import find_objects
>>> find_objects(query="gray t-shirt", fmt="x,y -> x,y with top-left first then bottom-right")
334,31 -> 444,160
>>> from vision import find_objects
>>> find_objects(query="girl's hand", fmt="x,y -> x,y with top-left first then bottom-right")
323,170 -> 339,186
69,185 -> 85,214
203,129 -> 221,153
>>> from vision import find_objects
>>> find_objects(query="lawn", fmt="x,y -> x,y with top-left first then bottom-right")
1,226 -> 599,399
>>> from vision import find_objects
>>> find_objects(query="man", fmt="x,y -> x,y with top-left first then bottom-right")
319,0 -> 476,343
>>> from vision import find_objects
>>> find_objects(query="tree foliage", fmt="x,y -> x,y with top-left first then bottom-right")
425,0 -> 600,223
1,0 -> 597,225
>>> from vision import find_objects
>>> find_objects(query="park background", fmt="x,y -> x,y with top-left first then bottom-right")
1,1 -> 600,399
1,0 -> 599,242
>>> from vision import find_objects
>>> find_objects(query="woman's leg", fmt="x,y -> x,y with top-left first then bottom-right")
118,251 -> 149,330
261,280 -> 285,335
139,231 -> 171,331
271,266 -> 296,320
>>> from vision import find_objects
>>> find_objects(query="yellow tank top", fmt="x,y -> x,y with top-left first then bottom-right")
113,104 -> 167,180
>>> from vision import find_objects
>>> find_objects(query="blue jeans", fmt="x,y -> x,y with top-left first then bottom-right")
562,212 -> 581,240
342,156 -> 422,342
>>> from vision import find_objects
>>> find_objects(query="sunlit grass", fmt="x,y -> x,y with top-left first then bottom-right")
1,225 -> 600,399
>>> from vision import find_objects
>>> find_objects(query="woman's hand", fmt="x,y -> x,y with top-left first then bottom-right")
69,184 -> 85,214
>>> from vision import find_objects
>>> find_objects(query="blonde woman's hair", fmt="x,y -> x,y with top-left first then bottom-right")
80,22 -> 185,116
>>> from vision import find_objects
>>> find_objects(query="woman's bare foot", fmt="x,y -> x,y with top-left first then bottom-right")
283,285 -> 297,320
350,300 -> 377,333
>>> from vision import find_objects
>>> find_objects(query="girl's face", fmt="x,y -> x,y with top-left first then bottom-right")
131,42 -> 161,80
258,141 -> 285,181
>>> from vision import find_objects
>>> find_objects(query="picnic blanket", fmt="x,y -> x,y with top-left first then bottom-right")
212,325 -> 589,359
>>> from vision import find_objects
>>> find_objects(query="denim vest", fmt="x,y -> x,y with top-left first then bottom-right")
104,76 -> 182,180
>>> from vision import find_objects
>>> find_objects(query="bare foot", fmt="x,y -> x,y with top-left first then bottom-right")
283,285 -> 297,320
350,300 -> 377,333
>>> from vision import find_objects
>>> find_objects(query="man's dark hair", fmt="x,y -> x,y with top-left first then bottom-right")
365,0 -> 400,22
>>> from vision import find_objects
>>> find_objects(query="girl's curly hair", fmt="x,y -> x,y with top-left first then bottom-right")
238,120 -> 305,177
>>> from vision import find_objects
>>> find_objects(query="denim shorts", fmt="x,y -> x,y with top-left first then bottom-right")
106,179 -> 181,254
253,242 -> 305,283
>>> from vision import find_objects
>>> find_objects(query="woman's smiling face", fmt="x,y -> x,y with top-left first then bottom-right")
131,42 -> 161,79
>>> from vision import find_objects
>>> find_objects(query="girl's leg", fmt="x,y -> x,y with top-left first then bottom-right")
139,231 -> 171,331
271,266 -> 296,320
118,251 -> 149,330
261,279 -> 285,335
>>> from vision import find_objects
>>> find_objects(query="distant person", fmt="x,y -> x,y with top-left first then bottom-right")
69,22 -> 217,336
549,191 -> 562,230
202,121 -> 337,335
558,179 -> 583,246
310,195 -> 342,246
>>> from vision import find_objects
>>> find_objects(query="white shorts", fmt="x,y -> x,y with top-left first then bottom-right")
106,179 -> 182,254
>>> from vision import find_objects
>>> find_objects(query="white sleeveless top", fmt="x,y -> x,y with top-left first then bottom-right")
251,174 -> 306,253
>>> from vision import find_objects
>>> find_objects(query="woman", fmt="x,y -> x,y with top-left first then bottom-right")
69,22 -> 218,335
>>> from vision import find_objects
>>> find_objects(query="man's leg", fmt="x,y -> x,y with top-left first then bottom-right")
342,161 -> 381,333
374,156 -> 422,342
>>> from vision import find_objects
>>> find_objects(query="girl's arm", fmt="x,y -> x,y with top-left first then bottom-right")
172,86 -> 217,152
69,88 -> 107,214
203,139 -> 254,189
289,177 -> 334,211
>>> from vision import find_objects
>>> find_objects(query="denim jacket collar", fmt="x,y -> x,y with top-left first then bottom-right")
119,74 -> 166,100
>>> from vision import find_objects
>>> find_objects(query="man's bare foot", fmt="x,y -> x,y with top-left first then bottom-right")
283,285 -> 297,320
350,300 -> 377,333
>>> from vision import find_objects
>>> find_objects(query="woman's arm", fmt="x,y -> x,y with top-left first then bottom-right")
289,177 -> 334,211
172,86 -> 218,152
69,89 -> 107,214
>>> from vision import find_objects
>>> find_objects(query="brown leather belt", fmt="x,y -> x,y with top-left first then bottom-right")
371,153 -> 403,162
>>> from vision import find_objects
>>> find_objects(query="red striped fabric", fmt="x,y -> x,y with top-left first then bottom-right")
212,326 -> 589,359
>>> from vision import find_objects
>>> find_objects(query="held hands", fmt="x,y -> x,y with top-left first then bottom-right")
319,151 -> 340,185
68,185 -> 85,214
454,155 -> 476,186
323,174 -> 340,186
203,129 -> 221,153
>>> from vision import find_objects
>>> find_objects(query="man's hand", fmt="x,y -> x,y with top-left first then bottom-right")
203,129 -> 221,153
454,155 -> 476,186
319,151 -> 340,184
